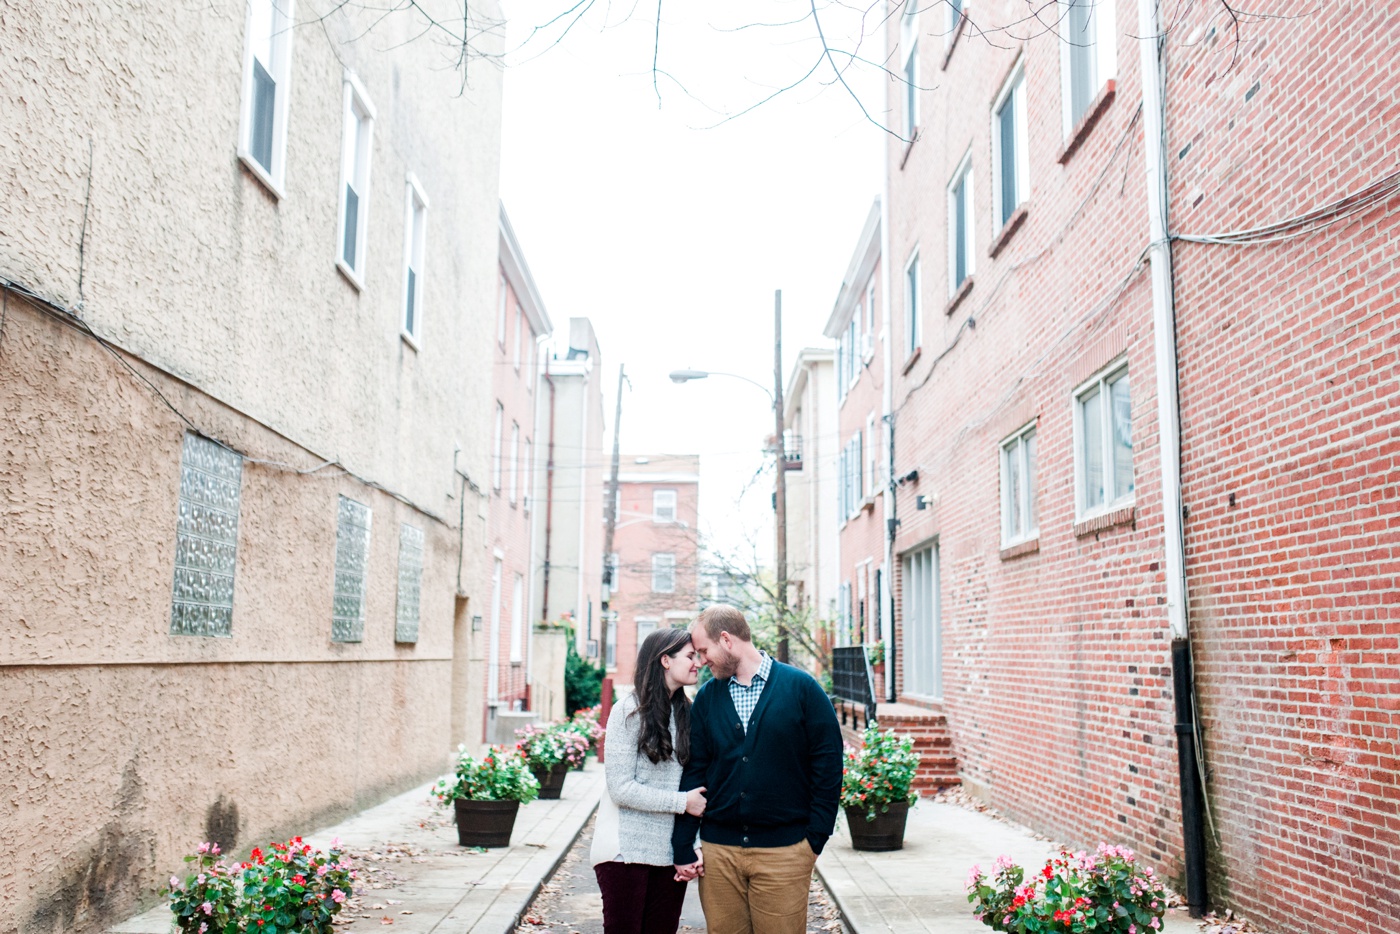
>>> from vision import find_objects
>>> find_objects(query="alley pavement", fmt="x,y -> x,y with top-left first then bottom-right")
108,765 -> 1198,934
816,796 -> 1198,934
106,764 -> 604,934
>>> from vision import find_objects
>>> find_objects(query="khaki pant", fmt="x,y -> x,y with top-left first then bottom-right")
698,839 -> 817,934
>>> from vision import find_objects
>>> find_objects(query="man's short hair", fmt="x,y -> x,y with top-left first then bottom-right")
694,604 -> 751,643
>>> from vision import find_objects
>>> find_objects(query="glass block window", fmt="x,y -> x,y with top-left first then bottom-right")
395,523 -> 424,643
170,434 -> 243,637
332,496 -> 372,642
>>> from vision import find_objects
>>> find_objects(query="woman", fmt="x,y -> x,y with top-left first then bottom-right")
592,627 -> 707,934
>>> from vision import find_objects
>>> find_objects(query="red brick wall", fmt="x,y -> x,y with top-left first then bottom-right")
887,0 -> 1184,869
880,1 -> 1398,931
1165,5 -> 1400,930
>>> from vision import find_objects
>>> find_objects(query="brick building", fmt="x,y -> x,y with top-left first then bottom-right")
485,206 -> 551,725
604,454 -> 701,685
868,1 -> 1399,931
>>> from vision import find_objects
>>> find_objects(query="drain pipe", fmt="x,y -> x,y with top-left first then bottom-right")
541,360 -> 557,622
1137,0 -> 1207,915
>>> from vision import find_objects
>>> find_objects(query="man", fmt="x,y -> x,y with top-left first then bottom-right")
671,604 -> 843,934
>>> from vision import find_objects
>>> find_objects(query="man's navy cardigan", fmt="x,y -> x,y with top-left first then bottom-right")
671,660 -> 843,865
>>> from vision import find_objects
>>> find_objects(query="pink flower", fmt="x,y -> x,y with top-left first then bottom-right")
199,925 -> 207,934
170,876 -> 181,889
201,902 -> 213,916
993,854 -> 1015,872
329,837 -> 343,849
965,864 -> 982,889
197,842 -> 211,854
317,864 -> 330,876
331,888 -> 347,904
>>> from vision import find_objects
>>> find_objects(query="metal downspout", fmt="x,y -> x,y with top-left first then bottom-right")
541,361 -> 556,623
1137,0 -> 1207,914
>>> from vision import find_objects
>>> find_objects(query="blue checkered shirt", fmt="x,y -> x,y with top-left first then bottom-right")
728,652 -> 773,733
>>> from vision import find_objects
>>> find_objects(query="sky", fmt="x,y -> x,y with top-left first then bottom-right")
497,0 -> 888,565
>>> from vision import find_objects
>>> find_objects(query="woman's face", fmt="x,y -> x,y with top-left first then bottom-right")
663,642 -> 701,688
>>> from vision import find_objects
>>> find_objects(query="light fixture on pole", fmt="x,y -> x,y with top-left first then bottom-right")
668,289 -> 790,664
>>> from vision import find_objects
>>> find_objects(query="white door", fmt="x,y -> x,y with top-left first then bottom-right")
902,543 -> 942,698
488,558 -> 502,702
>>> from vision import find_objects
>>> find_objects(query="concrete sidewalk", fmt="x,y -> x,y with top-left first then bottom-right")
816,800 -> 1197,934
107,763 -> 603,934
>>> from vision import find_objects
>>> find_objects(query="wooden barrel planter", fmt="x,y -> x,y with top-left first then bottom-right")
453,799 -> 520,848
845,802 -> 910,851
532,762 -> 570,800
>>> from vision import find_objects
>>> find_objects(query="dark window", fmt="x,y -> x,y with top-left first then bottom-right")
250,59 -> 276,171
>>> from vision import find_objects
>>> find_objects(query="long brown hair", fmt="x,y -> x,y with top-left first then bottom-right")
631,627 -> 693,765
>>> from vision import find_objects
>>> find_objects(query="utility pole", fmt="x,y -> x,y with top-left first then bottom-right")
599,363 -> 625,675
773,291 -> 790,664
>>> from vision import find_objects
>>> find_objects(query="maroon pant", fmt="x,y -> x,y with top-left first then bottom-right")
594,861 -> 689,934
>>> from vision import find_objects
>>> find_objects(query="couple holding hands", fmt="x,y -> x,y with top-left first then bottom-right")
591,604 -> 843,934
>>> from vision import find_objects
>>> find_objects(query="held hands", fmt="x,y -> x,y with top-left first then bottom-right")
684,786 -> 708,817
673,853 -> 704,882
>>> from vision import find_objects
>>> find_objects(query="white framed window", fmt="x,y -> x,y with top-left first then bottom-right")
651,553 -> 676,593
497,274 -> 508,345
1059,0 -> 1117,135
839,433 -> 864,520
510,572 -> 524,662
904,251 -> 921,358
653,489 -> 678,523
513,307 -> 523,371
523,438 -> 533,513
401,175 -> 428,346
835,334 -> 846,404
336,73 -> 375,287
1074,363 -> 1134,518
606,552 -> 621,594
900,5 -> 919,137
1000,423 -> 1038,546
508,422 -> 520,505
847,317 -> 859,388
237,0 -> 294,194
992,61 -> 1030,229
866,413 -> 878,498
947,154 -> 975,294
636,617 -> 660,649
492,402 -> 503,490
863,280 -> 876,359
526,340 -> 536,391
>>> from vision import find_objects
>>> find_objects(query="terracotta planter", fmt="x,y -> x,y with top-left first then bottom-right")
453,798 -> 520,847
845,801 -> 909,851
532,762 -> 570,799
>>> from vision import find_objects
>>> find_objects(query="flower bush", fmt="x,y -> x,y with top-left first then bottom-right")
432,745 -> 541,804
966,845 -> 1168,934
167,837 -> 354,934
515,722 -> 588,771
840,724 -> 919,822
566,705 -> 606,752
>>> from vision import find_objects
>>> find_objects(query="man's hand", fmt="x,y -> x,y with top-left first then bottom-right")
684,786 -> 708,817
673,857 -> 704,882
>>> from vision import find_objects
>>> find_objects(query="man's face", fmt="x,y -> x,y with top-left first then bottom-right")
691,625 -> 737,679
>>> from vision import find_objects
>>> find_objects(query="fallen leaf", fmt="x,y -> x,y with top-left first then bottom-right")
400,911 -> 413,915
380,918 -> 394,925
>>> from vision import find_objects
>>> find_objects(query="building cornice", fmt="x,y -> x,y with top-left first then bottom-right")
499,202 -> 553,338
823,198 -> 882,338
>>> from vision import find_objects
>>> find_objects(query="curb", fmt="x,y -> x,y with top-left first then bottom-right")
494,792 -> 601,934
814,861 -> 864,934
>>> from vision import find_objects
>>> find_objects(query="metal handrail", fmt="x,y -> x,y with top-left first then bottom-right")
830,645 -> 877,729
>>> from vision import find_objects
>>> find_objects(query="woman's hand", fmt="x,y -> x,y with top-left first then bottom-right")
685,786 -> 708,817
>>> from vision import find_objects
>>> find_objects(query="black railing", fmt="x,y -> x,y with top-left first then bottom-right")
830,646 -> 876,730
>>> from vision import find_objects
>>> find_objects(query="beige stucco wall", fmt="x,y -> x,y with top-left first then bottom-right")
0,2 -> 504,931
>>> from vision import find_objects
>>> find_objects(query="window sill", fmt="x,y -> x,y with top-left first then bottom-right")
944,276 -> 974,317
237,149 -> 284,201
401,330 -> 421,352
1057,80 -> 1116,165
901,346 -> 922,375
899,130 -> 920,170
988,204 -> 1028,258
860,495 -> 877,513
940,13 -> 968,71
336,259 -> 365,292
999,537 -> 1040,561
1074,503 -> 1136,538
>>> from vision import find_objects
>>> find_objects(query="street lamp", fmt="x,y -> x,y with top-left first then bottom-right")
668,291 -> 790,663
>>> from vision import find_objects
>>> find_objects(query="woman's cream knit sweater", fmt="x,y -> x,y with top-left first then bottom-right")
590,693 -> 691,867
